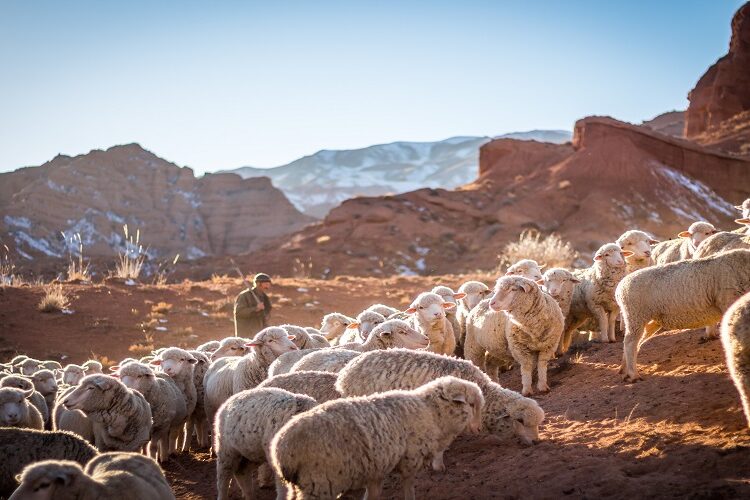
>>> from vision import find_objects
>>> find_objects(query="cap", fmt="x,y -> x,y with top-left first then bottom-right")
253,273 -> 272,285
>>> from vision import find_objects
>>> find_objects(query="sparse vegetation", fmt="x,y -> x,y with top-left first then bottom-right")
0,244 -> 16,285
498,229 -> 578,270
63,232 -> 90,282
151,301 -> 173,315
153,254 -> 180,285
37,284 -> 70,313
292,256 -> 314,278
113,224 -> 146,279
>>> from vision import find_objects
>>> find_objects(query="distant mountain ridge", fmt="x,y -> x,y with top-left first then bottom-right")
225,130 -> 572,217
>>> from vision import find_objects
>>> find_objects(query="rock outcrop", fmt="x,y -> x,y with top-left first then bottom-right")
641,111 -> 685,137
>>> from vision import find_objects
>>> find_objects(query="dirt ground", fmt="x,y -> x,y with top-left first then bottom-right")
1,276 -> 749,499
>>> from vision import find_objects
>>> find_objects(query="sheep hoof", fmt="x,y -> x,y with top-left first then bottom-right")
521,388 -> 533,397
622,373 -> 642,383
537,385 -> 550,394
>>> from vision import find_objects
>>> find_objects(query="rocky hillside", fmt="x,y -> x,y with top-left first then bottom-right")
227,131 -> 571,218
0,144 -> 314,262
686,2 -> 750,156
641,111 -> 685,137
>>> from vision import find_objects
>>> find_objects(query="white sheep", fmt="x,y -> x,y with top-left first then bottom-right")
617,249 -> 750,382
431,285 -> 467,348
721,291 -> 750,427
41,361 -> 62,371
281,324 -> 331,349
318,312 -> 356,345
82,360 -> 103,375
0,428 -> 98,498
196,340 -> 221,354
616,229 -> 658,273
15,358 -> 42,377
62,374 -> 152,452
271,376 -> 483,500
337,319 -> 430,352
366,304 -> 401,317
60,364 -> 86,386
651,221 -> 718,264
454,281 -> 492,352
258,371 -> 342,403
185,350 -> 211,450
405,292 -> 456,355
267,349 -> 322,378
506,259 -> 545,281
0,387 -> 44,430
1,375 -> 50,426
540,268 -> 581,319
214,388 -> 317,500
488,276 -> 565,396
340,310 -> 386,344
336,348 -> 545,446
53,385 -> 94,444
10,452 -> 174,499
151,347 -> 198,453
30,369 -> 59,421
693,219 -> 750,258
209,337 -> 249,361
289,349 -> 361,374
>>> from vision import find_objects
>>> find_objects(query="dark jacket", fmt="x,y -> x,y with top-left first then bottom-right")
234,287 -> 272,337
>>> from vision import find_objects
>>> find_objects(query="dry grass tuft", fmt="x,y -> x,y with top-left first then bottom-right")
63,232 -> 90,281
498,230 -> 578,270
151,302 -> 173,315
113,224 -> 146,279
37,284 -> 69,313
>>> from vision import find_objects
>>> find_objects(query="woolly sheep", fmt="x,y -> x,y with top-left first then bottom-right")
53,385 -> 94,444
31,369 -> 59,420
289,349 -> 361,374
559,243 -> 632,352
455,281 -> 492,351
61,364 -> 86,386
258,371 -> 342,403
185,350 -> 211,450
506,259 -> 545,281
366,304 -> 400,317
406,292 -> 456,355
721,291 -> 750,427
0,428 -> 97,498
272,376 -> 483,500
0,387 -> 44,430
62,374 -> 152,452
337,319 -> 430,352
196,340 -> 221,354
431,285 -> 466,347
210,337 -> 249,361
116,362 -> 187,462
340,310 -> 386,344
540,268 -> 581,319
616,229 -> 658,273
337,348 -> 545,446
15,358 -> 42,377
1,375 -> 50,426
488,276 -> 565,395
41,361 -> 62,371
617,249 -> 750,382
10,452 -> 174,500
203,327 -> 298,427
281,324 -> 331,349
651,221 -> 718,264
82,360 -> 103,375
319,312 -> 356,345
267,349 -> 322,377
214,388 -> 317,500
693,219 -> 750,258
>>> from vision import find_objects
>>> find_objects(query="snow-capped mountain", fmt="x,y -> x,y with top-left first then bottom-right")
225,131 -> 571,217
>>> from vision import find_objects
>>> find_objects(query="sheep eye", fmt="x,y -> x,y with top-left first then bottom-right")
87,386 -> 94,390
35,482 -> 51,491
516,418 -> 524,424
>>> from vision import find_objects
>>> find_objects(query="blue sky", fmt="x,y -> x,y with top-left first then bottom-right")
0,1 -> 743,175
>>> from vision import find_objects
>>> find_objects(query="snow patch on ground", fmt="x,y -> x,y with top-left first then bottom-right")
4,215 -> 32,229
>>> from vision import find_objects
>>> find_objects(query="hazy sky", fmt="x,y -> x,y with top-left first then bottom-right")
0,1 -> 743,175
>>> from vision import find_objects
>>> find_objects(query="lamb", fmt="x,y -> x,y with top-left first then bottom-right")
214,388 -> 317,500
617,249 -> 750,382
0,428 -> 98,498
431,286 -> 466,344
319,312 -> 356,344
616,229 -> 658,273
62,374 -> 152,452
82,360 -> 103,375
258,371 -> 342,403
272,376 -> 483,500
454,280 -> 492,351
406,292 -> 456,355
289,349 -> 361,374
540,268 -> 581,319
693,219 -> 750,258
196,340 -> 221,354
185,350 -> 211,450
506,259 -> 545,281
559,243 -> 632,353
116,362 -> 187,462
30,369 -> 59,419
53,385 -> 94,443
340,310 -> 387,344
336,348 -> 545,446
61,364 -> 87,386
337,319 -> 430,352
721,291 -> 750,427
10,452 -> 175,500
267,349 -> 322,377
0,387 -> 44,430
41,361 -> 62,371
488,276 -> 565,395
15,358 -> 42,376
209,337 -> 249,361
1,375 -> 50,426
366,304 -> 401,317
281,324 -> 331,349
651,221 -> 718,264
203,327 -> 298,427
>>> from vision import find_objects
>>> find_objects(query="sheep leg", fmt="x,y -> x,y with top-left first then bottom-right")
518,356 -> 535,396
401,475 -> 417,500
273,473 -> 289,500
431,451 -> 446,472
364,479 -> 384,500
594,308 -> 609,343
607,310 -> 618,342
702,324 -> 720,341
559,318 -> 584,356
621,315 -> 649,383
484,355 -> 501,383
183,417 -> 194,451
463,333 -> 486,373
216,449 -> 241,500
198,417 -> 210,448
536,351 -> 553,393
234,462 -> 259,499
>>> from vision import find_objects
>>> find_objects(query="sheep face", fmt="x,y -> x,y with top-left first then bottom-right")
63,375 -> 119,412
348,311 -> 386,341
247,327 -> 298,357
1,375 -> 34,391
211,338 -> 249,361
320,314 -> 353,334
593,243 -> 630,268
511,402 -> 545,446
118,363 -> 156,394
431,286 -> 467,307
541,269 -> 580,299
10,460 -> 84,500
458,283 -> 492,311
0,387 -> 34,426
679,221 -> 718,248
82,361 -> 103,375
617,230 -> 657,261
374,320 -> 429,349
505,259 -> 544,281
154,349 -> 197,378
406,292 -> 454,325
62,365 -> 86,386
489,276 -> 537,312
430,377 -> 484,434
19,359 -> 41,376
31,370 -> 58,396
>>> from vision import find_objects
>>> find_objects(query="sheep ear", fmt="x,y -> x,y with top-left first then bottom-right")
149,359 -> 162,366
108,366 -> 119,372
346,323 -> 360,330
482,289 -> 492,296
93,378 -> 111,390
535,279 -> 545,285
451,393 -> 467,404
245,342 -> 261,348
518,281 -> 533,293
621,250 -> 634,257
678,231 -> 691,238
23,388 -> 35,399
538,262 -> 546,270
111,373 -> 120,378
736,218 -> 750,225
404,307 -> 417,314
442,302 -> 456,309
593,255 -> 602,261
187,358 -> 197,365
570,277 -> 582,283
504,270 -> 514,276
453,292 -> 467,300
54,471 -> 73,486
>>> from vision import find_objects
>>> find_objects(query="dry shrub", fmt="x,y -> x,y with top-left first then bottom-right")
151,302 -> 172,315
38,284 -> 69,313
1,244 -> 17,285
63,232 -> 90,281
498,230 -> 577,271
113,224 -> 146,279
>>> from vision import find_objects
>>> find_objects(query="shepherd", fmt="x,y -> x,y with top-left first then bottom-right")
234,272 -> 273,337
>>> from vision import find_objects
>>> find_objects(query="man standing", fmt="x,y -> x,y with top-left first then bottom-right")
234,273 -> 273,337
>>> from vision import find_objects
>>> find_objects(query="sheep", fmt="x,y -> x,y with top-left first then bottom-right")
62,374 -> 152,452
651,221 -> 718,264
721,291 -> 750,427
41,361 -> 62,371
336,348 -> 545,446
258,371 -> 342,403
616,229 -> 658,273
454,280 -> 492,352
340,310 -> 386,344
30,369 -> 59,419
203,327 -> 298,428
487,276 -> 565,396
366,304 -> 400,317
289,349 -> 361,374
319,312 -> 356,344
214,388 -> 317,500
196,340 -> 221,353
185,350 -> 211,450
53,385 -> 94,443
15,358 -> 42,376
82,360 -> 103,375
405,292 -> 456,355
693,219 -> 750,258
267,349 -> 322,377
540,268 -> 581,319
337,319 -> 430,352
10,452 -> 175,500
210,337 -> 249,361
60,364 -> 87,386
0,387 -> 44,430
272,376 -> 483,500
559,243 -> 632,353
431,285 -> 467,349
0,428 -> 98,498
617,249 -> 750,382
1,375 -> 50,426
505,259 -> 545,281
281,324 -> 331,349
116,361 -> 187,462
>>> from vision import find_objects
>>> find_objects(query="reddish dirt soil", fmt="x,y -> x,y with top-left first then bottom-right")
2,278 -> 749,499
